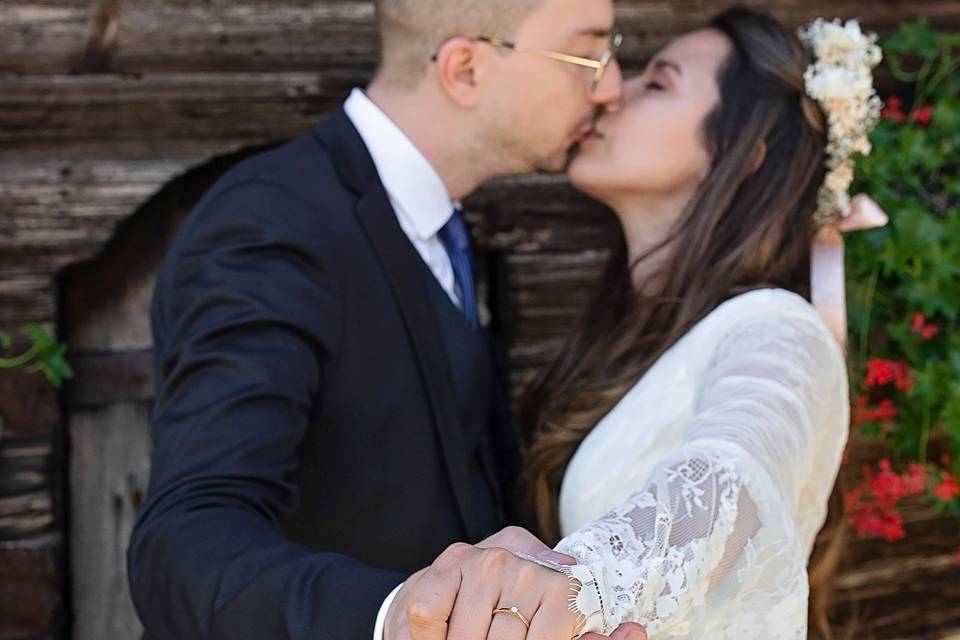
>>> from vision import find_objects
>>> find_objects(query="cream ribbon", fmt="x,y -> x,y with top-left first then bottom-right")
811,194 -> 889,352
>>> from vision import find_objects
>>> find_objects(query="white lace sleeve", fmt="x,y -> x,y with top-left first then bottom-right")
553,307 -> 848,638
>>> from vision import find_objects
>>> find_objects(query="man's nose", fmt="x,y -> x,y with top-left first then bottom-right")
591,57 -> 624,112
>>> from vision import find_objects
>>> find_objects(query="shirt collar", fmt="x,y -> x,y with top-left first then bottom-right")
344,88 -> 456,240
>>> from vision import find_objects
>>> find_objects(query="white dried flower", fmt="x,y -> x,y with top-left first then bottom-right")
798,18 -> 883,226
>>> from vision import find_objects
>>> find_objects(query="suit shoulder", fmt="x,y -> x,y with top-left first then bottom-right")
210,132 -> 341,204
176,126 -> 358,244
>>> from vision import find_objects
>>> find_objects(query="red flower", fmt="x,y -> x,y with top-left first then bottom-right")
882,96 -> 906,123
893,361 -> 914,392
955,548 -> 960,564
853,396 -> 897,426
911,105 -> 934,126
933,475 -> 960,503
864,399 -> 897,423
912,312 -> 940,340
865,359 -> 914,391
846,461 -> 929,542
847,504 -> 906,542
903,464 -> 928,494
866,359 -> 896,386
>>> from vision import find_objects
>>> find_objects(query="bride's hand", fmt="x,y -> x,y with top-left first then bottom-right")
475,525 -> 576,564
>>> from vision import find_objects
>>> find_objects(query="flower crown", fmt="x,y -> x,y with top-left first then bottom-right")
797,18 -> 883,227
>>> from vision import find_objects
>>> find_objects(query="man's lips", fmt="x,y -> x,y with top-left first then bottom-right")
577,126 -> 603,142
576,125 -> 604,142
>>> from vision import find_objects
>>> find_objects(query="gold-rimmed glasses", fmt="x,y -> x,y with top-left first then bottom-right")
433,32 -> 623,93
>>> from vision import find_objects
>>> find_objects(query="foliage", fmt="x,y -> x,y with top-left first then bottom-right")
844,18 -> 960,539
0,324 -> 74,388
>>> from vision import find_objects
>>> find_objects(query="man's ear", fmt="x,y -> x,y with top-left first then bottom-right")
434,37 -> 483,107
748,140 -> 767,176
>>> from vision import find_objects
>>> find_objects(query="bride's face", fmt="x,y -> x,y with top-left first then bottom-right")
568,29 -> 732,206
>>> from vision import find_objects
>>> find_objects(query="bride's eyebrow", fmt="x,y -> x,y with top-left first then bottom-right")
651,58 -> 684,77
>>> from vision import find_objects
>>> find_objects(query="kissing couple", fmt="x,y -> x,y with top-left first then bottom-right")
128,0 -> 886,638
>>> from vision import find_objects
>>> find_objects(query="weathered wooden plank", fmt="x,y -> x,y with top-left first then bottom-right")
1,149 -> 227,330
0,370 -> 59,439
467,176 -> 617,252
0,152 -> 195,331
2,0 -> 958,75
495,250 -> 609,401
69,401 -> 151,640
62,227 -> 156,639
0,544 -> 62,638
0,153 -> 207,253
65,349 -> 155,407
0,72 -> 352,151
0,436 -> 54,541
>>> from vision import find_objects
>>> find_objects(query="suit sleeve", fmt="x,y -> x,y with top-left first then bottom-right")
127,179 -> 405,640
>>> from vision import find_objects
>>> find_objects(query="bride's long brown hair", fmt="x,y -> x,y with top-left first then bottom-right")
520,7 -> 846,637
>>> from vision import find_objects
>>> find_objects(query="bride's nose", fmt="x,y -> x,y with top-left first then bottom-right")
592,57 -> 624,111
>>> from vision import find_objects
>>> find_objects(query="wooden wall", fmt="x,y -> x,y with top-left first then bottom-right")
2,1 -> 959,639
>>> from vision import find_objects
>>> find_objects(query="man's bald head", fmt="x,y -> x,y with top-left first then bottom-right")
373,0 -> 545,87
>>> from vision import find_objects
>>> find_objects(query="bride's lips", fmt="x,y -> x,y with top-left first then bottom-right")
579,127 -> 604,143
576,125 -> 604,142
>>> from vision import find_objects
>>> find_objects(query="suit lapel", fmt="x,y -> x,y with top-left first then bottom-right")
314,109 -> 485,541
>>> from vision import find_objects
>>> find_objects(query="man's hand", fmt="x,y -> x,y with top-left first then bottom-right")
383,526 -> 647,640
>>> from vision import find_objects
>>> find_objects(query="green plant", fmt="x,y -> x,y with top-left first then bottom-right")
0,324 -> 74,388
844,18 -> 960,540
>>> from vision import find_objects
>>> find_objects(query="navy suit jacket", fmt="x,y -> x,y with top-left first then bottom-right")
127,108 -> 520,639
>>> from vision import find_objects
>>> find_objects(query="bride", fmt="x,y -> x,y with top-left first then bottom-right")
390,6 -> 885,640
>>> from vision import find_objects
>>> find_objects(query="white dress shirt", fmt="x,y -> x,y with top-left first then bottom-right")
344,87 -> 458,639
344,88 -> 462,309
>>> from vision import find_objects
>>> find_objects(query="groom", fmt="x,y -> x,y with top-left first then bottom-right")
127,0 -> 623,638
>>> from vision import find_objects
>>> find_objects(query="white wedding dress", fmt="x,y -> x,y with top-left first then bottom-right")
548,288 -> 849,638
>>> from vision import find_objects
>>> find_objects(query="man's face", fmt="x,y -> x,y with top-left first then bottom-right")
480,0 -> 623,173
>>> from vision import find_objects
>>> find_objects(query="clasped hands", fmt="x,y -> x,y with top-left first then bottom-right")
385,526 -> 647,640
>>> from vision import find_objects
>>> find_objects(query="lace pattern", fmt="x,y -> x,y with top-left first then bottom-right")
550,290 -> 848,639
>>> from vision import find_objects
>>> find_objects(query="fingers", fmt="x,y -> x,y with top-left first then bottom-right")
484,603 -> 540,640
488,602 -> 538,640
525,588 -> 578,640
511,559 -> 579,640
536,548 -> 578,565
405,543 -> 470,640
384,568 -> 427,640
445,551 -> 502,640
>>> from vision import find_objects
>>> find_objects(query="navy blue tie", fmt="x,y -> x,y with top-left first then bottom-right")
438,207 -> 480,330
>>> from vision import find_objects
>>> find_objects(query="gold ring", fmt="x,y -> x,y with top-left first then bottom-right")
492,605 -> 531,630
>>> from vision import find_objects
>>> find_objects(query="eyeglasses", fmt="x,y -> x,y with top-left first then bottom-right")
432,32 -> 623,93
